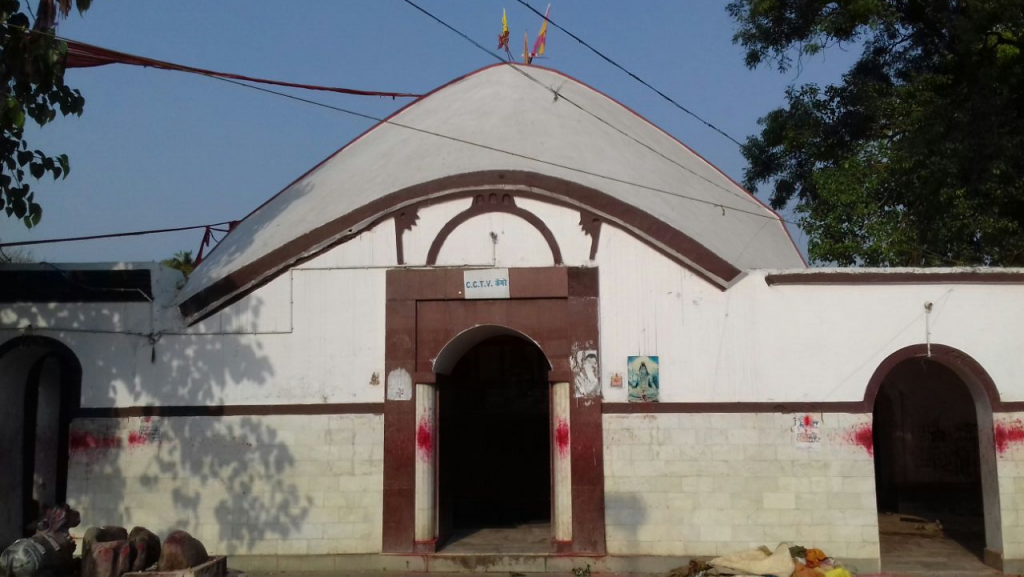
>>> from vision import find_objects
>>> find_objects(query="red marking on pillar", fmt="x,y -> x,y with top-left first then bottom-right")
803,415 -> 813,427
416,415 -> 433,461
555,418 -> 570,457
845,424 -> 874,456
127,431 -> 146,446
996,420 -> 1024,454
69,430 -> 121,454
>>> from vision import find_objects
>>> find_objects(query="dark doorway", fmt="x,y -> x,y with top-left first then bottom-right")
0,337 -> 81,546
438,335 -> 551,552
873,358 -> 990,571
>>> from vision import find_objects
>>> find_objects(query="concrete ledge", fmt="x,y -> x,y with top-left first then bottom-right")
227,554 -> 882,574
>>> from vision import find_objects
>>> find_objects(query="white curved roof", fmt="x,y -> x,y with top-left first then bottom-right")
178,64 -> 804,321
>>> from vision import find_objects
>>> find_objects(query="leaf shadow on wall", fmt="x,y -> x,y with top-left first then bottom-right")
604,492 -> 645,551
1,287 -> 311,555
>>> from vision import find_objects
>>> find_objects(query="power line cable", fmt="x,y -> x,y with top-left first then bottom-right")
5,19 -> 796,236
0,221 -> 233,248
201,73 -> 793,225
514,0 -> 744,147
399,0 -> 760,209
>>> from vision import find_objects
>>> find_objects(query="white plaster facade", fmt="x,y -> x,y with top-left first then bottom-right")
2,64 -> 1023,573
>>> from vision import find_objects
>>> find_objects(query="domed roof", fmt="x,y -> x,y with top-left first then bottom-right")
178,64 -> 803,322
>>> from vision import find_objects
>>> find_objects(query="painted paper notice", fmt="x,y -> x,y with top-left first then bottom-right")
463,268 -> 510,299
386,368 -> 412,401
793,414 -> 821,450
627,356 -> 659,402
571,348 -> 600,399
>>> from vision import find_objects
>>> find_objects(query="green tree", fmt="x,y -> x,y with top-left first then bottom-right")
162,250 -> 195,278
729,0 -> 1024,266
1,0 -> 89,229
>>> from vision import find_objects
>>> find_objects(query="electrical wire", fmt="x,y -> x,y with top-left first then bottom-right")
400,0 -> 761,209
202,73 -> 794,225
9,13 -> 789,226
0,221 -> 233,248
514,0 -> 744,147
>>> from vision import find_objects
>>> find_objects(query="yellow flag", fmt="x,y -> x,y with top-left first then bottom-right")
532,4 -> 550,57
502,8 -> 508,34
523,30 -> 532,64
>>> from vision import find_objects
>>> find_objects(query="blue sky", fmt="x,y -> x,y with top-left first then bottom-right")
5,0 -> 858,263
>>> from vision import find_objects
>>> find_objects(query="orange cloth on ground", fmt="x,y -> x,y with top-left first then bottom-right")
793,561 -> 820,577
805,548 -> 828,569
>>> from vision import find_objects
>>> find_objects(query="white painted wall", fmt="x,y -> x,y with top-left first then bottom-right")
5,195 -> 1024,565
2,198 -> 1023,407
597,225 -> 1024,404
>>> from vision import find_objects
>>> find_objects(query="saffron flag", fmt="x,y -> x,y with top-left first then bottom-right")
498,8 -> 510,51
523,30 -> 532,64
532,4 -> 550,58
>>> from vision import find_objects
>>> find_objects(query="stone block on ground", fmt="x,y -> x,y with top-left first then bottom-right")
128,527 -> 161,571
83,539 -> 132,577
125,555 -> 227,577
158,531 -> 209,572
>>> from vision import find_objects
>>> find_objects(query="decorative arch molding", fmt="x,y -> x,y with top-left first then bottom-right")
180,170 -> 746,323
425,193 -> 562,266
862,343 -> 1001,410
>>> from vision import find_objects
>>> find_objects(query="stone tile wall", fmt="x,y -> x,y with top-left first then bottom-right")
66,414 -> 383,555
995,414 -> 1024,568
603,413 -> 880,564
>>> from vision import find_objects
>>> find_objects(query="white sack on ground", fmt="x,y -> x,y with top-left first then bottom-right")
710,543 -> 795,577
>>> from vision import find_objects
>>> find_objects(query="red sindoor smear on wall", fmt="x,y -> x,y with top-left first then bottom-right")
69,431 -> 121,453
846,424 -> 874,456
417,416 -> 433,460
996,421 -> 1024,454
555,419 -> 570,457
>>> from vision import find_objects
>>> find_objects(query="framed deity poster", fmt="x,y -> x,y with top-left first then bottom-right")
627,356 -> 659,402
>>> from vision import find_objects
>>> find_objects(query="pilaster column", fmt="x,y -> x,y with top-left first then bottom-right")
414,383 -> 437,543
552,381 -> 573,542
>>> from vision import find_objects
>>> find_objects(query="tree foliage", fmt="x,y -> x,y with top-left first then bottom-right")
729,0 -> 1024,266
162,250 -> 195,278
1,0 -> 89,229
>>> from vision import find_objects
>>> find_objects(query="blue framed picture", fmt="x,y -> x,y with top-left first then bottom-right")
627,356 -> 659,402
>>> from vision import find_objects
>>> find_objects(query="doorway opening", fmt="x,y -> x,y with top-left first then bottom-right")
873,356 -> 996,572
438,335 -> 551,553
0,337 -> 81,546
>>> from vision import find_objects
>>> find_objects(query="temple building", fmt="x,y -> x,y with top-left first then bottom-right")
3,64 -> 1024,573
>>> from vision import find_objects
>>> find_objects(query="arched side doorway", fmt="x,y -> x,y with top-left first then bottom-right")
865,344 -> 1001,571
435,331 -> 555,552
0,336 -> 82,546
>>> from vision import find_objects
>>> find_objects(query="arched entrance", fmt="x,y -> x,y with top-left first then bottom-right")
0,336 -> 81,546
437,333 -> 552,552
867,345 -> 1001,571
383,267 -> 605,555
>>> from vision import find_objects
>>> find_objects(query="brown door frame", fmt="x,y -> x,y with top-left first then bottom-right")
382,267 -> 606,555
